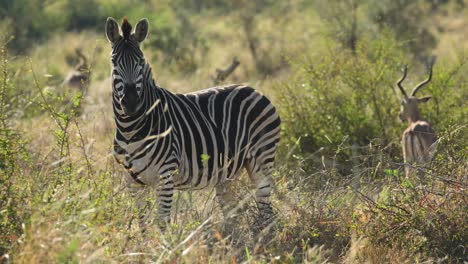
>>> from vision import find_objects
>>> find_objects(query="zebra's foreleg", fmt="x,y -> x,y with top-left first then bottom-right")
154,170 -> 175,232
125,180 -> 150,233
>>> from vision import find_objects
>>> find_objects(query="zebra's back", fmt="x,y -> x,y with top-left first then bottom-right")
168,84 -> 281,190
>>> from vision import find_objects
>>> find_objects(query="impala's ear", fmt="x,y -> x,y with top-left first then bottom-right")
106,17 -> 121,43
134,18 -> 149,42
418,96 -> 431,103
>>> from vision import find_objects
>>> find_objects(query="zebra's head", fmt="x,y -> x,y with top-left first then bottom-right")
106,17 -> 149,116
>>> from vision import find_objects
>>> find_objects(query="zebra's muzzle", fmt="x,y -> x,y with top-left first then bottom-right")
120,84 -> 140,116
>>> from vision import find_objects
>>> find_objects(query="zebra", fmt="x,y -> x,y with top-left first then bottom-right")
105,17 -> 281,232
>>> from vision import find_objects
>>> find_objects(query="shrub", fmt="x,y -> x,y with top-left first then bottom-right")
277,32 -> 467,175
367,0 -> 438,59
147,7 -> 209,74
277,32 -> 405,174
353,126 -> 467,261
0,43 -> 30,256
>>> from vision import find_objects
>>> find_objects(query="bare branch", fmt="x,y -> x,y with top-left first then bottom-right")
213,57 -> 240,85
411,56 -> 436,96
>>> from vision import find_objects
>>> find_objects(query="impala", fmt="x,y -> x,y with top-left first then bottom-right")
396,59 -> 437,180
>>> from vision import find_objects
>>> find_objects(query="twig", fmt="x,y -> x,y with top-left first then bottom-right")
213,58 -> 240,85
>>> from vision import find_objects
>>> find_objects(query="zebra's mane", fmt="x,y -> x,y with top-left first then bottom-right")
121,16 -> 132,40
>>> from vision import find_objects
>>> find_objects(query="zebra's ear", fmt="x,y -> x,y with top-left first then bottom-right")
106,17 -> 121,43
134,18 -> 149,43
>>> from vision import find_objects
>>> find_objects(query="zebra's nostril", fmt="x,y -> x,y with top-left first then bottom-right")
120,96 -> 128,106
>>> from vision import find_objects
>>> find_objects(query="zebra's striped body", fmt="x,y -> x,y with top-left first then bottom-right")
113,83 -> 281,190
106,17 -> 280,230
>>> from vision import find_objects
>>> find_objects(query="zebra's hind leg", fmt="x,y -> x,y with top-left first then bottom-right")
216,183 -> 241,238
245,159 -> 276,235
155,190 -> 173,232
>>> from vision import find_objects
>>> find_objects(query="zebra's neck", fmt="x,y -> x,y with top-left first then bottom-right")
113,62 -> 171,142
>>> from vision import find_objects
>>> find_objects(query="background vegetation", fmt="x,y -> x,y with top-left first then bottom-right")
1,0 -> 467,263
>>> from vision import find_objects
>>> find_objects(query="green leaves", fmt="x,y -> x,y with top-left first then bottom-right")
200,154 -> 210,165
384,169 -> 399,177
277,33 -> 405,173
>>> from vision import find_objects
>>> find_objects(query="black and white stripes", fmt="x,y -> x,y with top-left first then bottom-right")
106,17 -> 281,230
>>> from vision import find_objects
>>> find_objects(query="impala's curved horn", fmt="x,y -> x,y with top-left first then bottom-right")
411,56 -> 436,96
397,65 -> 408,98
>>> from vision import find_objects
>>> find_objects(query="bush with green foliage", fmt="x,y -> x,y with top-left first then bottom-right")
274,24 -> 467,261
278,32 -> 404,172
353,126 -> 467,262
277,31 -> 467,175
367,0 -> 438,59
315,0 -> 443,59
1,0 -> 207,65
0,43 -> 30,256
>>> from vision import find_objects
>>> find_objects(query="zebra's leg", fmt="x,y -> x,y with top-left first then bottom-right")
153,170 -> 175,232
124,175 -> 150,233
216,182 -> 242,240
245,158 -> 275,232
216,182 -> 238,221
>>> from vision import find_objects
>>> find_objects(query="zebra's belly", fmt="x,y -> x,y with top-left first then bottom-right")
124,155 -> 163,184
129,157 -> 151,173
122,153 -> 246,189
174,155 -> 247,190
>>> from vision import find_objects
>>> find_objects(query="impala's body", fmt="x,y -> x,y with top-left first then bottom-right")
402,121 -> 437,174
396,60 -> 437,179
